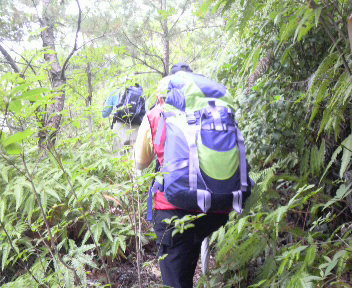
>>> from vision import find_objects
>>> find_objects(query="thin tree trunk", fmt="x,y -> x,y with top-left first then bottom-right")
161,0 -> 169,76
86,62 -> 93,134
38,0 -> 66,149
348,14 -> 352,53
163,25 -> 170,76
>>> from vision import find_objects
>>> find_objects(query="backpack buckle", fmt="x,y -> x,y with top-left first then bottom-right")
187,113 -> 197,124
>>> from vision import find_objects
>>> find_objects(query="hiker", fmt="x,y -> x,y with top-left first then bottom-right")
102,83 -> 145,152
134,63 -> 252,288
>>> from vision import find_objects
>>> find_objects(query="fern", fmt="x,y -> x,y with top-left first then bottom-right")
294,7 -> 315,42
309,140 -> 325,175
317,71 -> 352,137
280,7 -> 305,43
238,0 -> 260,35
255,255 -> 277,282
308,52 -> 338,109
321,133 -> 352,181
217,232 -> 267,270
340,134 -> 352,178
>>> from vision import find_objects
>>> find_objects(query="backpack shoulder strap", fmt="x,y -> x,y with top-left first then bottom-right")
154,111 -> 176,146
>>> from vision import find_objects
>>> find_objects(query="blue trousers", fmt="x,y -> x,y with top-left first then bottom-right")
153,210 -> 229,288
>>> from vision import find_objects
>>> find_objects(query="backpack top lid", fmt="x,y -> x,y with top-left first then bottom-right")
165,71 -> 233,112
170,62 -> 193,74
127,83 -> 143,93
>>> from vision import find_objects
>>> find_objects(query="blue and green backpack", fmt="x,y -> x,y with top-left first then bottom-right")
152,71 -> 252,214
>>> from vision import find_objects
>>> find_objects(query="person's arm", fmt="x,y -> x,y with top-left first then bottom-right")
134,115 -> 154,170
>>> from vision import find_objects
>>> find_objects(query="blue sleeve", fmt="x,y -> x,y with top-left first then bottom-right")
102,91 -> 120,118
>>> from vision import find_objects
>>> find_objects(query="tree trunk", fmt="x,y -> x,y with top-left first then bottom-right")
245,51 -> 274,95
39,0 -> 66,149
348,14 -> 352,53
86,62 -> 93,134
163,25 -> 170,76
161,0 -> 170,76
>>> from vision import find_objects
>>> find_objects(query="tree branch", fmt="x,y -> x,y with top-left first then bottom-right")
134,71 -> 161,75
122,30 -> 165,63
76,33 -> 106,50
7,46 -> 40,76
168,0 -> 191,34
60,0 -> 82,80
126,53 -> 164,75
174,24 -> 224,35
0,43 -> 21,75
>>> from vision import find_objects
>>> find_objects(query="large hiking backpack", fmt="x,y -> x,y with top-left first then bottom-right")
152,71 -> 252,214
113,85 -> 145,125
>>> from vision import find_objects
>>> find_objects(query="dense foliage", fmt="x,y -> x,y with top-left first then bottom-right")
0,0 -> 351,287
198,0 -> 352,287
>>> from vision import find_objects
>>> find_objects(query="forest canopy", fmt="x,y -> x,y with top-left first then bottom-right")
0,0 -> 351,287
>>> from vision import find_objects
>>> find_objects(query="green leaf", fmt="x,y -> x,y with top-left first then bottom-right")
4,143 -> 22,155
314,7 -> 322,27
103,222 -> 113,242
9,83 -> 30,96
198,0 -> 212,17
249,280 -> 268,287
237,216 -> 249,233
320,145 -> 342,182
294,8 -> 314,42
41,188 -> 48,213
1,243 -> 10,271
112,238 -> 120,258
118,236 -> 127,253
323,183 -> 352,210
0,199 -> 6,221
340,134 -> 352,178
14,183 -> 24,211
46,188 -> 61,201
304,245 -> 317,266
298,272 -> 315,288
20,88 -> 50,101
93,222 -> 102,243
1,167 -> 9,182
2,129 -> 34,147
8,100 -> 23,113
157,8 -> 176,19
332,250 -> 347,262
29,26 -> 48,37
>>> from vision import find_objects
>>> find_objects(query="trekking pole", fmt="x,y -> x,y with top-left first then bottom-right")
201,236 -> 210,275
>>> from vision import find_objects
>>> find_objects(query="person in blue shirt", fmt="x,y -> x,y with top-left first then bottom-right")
102,86 -> 143,154
102,89 -> 121,118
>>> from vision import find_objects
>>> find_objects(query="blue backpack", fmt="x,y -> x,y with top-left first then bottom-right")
151,71 -> 252,215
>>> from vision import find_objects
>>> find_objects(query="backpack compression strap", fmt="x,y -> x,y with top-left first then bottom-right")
232,126 -> 248,214
186,120 -> 212,212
